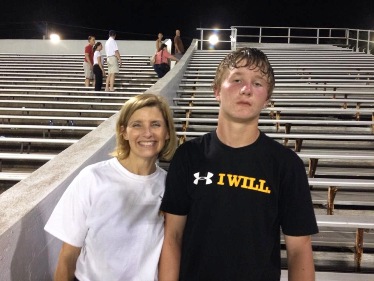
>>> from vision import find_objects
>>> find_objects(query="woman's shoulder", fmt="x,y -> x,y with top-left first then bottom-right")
163,49 -> 171,55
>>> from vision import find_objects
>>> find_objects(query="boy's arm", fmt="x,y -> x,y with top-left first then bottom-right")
284,235 -> 315,281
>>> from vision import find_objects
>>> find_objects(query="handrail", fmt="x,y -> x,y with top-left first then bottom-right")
196,26 -> 374,54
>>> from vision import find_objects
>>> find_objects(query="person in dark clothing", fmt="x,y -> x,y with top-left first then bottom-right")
159,48 -> 318,281
174,29 -> 184,60
92,42 -> 105,91
153,43 -> 179,78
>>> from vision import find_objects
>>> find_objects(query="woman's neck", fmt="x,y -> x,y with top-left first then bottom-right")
118,156 -> 157,175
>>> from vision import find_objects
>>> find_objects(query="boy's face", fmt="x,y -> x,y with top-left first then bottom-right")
214,62 -> 270,124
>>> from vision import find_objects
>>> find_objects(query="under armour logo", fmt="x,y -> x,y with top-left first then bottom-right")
193,172 -> 214,185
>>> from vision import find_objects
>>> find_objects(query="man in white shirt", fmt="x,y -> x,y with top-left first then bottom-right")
105,30 -> 122,91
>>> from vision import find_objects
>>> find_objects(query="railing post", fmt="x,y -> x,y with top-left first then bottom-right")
356,30 -> 359,52
345,29 -> 349,46
259,27 -> 262,43
317,29 -> 320,44
288,28 -> 291,44
200,29 -> 204,50
230,28 -> 237,50
234,28 -> 237,50
367,30 -> 370,54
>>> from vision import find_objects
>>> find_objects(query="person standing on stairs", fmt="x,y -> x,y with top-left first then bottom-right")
105,30 -> 122,92
83,35 -> 95,87
92,42 -> 106,91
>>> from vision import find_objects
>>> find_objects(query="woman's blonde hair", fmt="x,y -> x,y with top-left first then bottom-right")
112,93 -> 177,161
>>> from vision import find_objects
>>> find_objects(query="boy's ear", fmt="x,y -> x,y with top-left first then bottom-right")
214,87 -> 221,101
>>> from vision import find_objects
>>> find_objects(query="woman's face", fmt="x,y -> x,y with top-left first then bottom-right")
97,44 -> 102,51
122,106 -> 169,162
158,33 -> 163,40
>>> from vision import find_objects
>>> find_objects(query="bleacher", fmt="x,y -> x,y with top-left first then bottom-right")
0,53 -> 158,191
172,44 -> 374,275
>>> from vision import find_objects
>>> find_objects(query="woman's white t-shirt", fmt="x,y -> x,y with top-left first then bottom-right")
45,158 -> 166,281
93,50 -> 103,65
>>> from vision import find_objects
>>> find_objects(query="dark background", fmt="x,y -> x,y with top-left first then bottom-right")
1,0 -> 374,43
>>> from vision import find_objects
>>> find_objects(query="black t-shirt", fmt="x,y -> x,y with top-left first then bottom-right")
161,131 -> 318,281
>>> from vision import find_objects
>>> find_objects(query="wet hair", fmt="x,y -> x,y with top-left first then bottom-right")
158,43 -> 167,52
93,42 -> 102,51
212,47 -> 275,98
112,93 -> 177,161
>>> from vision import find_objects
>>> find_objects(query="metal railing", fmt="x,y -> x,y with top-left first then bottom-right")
196,26 -> 374,54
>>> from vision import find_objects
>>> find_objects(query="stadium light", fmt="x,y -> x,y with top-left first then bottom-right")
208,34 -> 219,46
49,33 -> 60,43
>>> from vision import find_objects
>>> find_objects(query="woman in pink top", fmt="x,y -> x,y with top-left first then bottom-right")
153,43 -> 179,78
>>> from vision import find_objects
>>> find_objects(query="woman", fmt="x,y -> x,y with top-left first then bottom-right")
92,42 -> 105,91
155,32 -> 163,51
153,43 -> 179,78
45,93 -> 177,281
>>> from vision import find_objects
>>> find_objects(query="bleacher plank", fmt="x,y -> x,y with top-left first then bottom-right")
0,172 -> 31,181
0,137 -> 78,153
0,124 -> 95,131
175,131 -> 374,149
0,107 -> 117,116
177,88 -> 374,98
0,153 -> 56,171
0,115 -> 107,123
0,99 -> 126,109
0,84 -> 150,92
0,152 -> 56,160
316,214 -> 374,270
172,117 -> 374,134
280,270 -> 374,281
174,97 -> 374,107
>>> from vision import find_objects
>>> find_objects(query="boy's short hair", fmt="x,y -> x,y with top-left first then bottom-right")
112,93 -> 177,161
212,47 -> 275,98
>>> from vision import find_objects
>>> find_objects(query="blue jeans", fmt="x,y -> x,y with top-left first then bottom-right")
154,63 -> 170,78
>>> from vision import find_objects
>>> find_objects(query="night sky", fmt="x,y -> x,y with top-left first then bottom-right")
1,0 -> 374,41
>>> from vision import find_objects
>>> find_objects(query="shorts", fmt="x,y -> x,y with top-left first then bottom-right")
83,61 -> 94,79
107,56 -> 119,74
